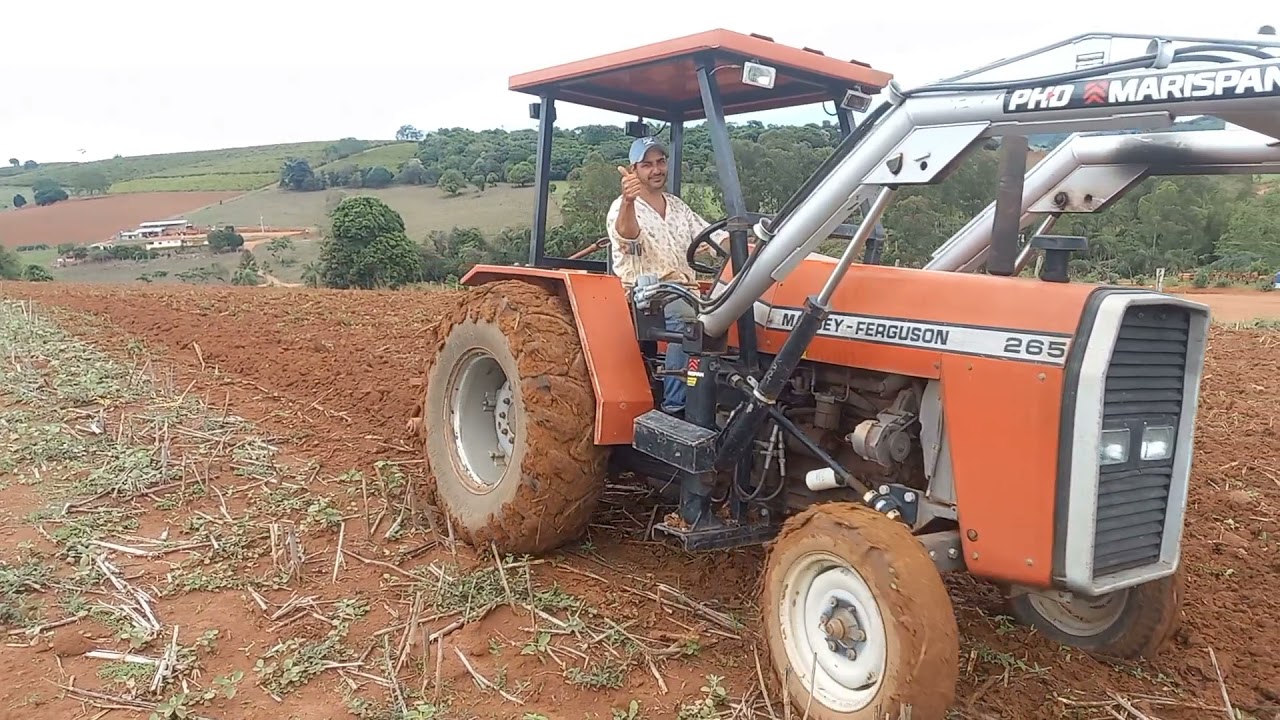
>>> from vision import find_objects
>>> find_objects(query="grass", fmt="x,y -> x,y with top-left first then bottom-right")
0,185 -> 31,210
188,184 -> 564,238
51,252 -> 242,285
317,143 -> 420,172
0,141 -> 396,195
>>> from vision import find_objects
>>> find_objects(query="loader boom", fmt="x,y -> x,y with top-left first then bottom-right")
698,38 -> 1280,337
928,128 -> 1280,273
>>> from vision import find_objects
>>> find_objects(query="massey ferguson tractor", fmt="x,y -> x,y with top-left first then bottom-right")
409,29 -> 1280,719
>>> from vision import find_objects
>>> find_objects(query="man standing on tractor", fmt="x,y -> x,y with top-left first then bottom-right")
607,136 -> 723,416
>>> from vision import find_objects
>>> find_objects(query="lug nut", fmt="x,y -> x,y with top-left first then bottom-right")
826,639 -> 838,652
844,648 -> 857,661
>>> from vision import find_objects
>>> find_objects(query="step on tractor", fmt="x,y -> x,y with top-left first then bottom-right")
409,28 -> 1280,719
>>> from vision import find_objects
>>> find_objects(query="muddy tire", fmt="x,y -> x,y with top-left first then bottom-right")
760,503 -> 959,720
420,280 -> 607,556
1006,571 -> 1183,659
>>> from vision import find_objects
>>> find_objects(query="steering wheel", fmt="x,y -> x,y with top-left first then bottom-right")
686,218 -> 731,276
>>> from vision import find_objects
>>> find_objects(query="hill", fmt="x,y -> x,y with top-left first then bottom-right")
4,113 -> 1277,288
0,138 -> 398,197
186,183 -> 563,239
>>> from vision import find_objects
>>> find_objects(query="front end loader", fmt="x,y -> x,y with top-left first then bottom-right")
409,29 -> 1280,719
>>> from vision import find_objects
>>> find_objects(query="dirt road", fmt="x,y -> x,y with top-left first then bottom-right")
0,282 -> 1276,720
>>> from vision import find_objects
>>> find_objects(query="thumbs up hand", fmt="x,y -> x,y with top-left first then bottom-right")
618,166 -> 643,203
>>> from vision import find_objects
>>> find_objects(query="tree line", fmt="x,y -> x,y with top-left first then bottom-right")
301,116 -> 1279,289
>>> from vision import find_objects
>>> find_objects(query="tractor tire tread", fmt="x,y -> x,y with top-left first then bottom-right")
419,279 -> 607,555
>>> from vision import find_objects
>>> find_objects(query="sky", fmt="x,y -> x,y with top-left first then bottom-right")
3,0 -> 1277,163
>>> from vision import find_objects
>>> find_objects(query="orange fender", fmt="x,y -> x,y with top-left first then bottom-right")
461,265 -> 654,445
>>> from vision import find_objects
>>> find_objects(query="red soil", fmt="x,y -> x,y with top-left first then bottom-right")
0,192 -> 242,248
0,282 -> 1276,720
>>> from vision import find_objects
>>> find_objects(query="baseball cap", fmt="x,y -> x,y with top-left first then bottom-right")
629,136 -> 668,165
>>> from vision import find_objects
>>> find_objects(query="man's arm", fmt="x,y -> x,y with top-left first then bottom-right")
614,196 -> 640,241
606,197 -> 647,256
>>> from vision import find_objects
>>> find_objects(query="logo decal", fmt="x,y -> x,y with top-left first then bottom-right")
1082,80 -> 1109,105
754,302 -> 1072,366
1004,65 -> 1280,112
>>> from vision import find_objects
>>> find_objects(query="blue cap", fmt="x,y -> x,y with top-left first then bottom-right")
628,136 -> 668,165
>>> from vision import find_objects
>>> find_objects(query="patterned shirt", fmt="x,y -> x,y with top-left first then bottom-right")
606,193 -> 725,288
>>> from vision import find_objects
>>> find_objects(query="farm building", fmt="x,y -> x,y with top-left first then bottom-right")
144,238 -> 184,251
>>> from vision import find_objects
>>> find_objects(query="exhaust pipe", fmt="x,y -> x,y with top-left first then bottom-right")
988,135 -> 1029,276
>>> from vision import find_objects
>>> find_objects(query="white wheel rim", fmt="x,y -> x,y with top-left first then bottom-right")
777,550 -> 888,713
1027,589 -> 1128,637
446,349 -> 513,493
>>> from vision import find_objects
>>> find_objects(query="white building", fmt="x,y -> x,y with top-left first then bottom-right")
145,237 -> 184,251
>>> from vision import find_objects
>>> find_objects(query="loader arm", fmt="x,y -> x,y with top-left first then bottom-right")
927,127 -> 1280,273
694,35 -> 1280,338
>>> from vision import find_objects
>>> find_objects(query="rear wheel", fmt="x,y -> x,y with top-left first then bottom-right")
760,503 -> 959,720
1006,571 -> 1183,659
420,280 -> 607,555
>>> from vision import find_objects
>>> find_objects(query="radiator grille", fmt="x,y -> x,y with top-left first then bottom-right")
1092,304 -> 1190,577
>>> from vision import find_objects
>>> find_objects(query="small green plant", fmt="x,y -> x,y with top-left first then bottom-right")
1193,268 -> 1210,288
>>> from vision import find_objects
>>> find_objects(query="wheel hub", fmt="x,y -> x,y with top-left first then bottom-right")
1027,589 -> 1128,637
446,350 -> 514,493
779,551 -> 888,713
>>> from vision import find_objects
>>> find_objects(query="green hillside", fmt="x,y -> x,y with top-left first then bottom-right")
0,139 -> 399,197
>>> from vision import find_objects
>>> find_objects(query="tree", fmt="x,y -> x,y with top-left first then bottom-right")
22,264 -> 53,282
506,161 -> 534,187
363,166 -> 394,188
7,158 -> 17,167
0,246 -> 21,280
33,179 -> 68,206
232,251 -> 262,285
279,158 -> 319,191
396,125 -> 424,142
208,226 -> 245,252
22,160 -> 37,170
470,174 -> 487,192
397,158 -> 428,185
439,169 -> 465,196
319,196 -> 422,289
12,194 -> 26,208
71,168 -> 111,195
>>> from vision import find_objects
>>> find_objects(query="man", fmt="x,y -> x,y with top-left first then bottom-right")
606,136 -> 725,415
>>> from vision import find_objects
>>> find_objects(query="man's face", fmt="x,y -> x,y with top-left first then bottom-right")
633,148 -> 668,189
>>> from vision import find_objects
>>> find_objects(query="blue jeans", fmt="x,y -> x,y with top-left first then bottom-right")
662,299 -> 695,413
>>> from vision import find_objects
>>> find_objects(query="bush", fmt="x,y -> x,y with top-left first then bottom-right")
1192,269 -> 1210,288
22,264 -> 53,282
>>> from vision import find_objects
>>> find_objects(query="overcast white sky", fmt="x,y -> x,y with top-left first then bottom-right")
2,0 -> 1276,163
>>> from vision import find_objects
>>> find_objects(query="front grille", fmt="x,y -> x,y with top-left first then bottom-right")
1092,304 -> 1190,577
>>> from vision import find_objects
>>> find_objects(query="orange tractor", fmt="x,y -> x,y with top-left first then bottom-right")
411,29 -> 1280,718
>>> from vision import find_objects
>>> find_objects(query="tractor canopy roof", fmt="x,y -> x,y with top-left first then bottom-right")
508,29 -> 893,122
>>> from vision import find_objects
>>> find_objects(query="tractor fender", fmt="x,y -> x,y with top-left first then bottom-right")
461,264 -> 654,445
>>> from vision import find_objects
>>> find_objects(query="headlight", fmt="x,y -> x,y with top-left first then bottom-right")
1099,428 -> 1130,465
1141,425 -> 1175,461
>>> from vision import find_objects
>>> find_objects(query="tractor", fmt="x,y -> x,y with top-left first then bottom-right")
409,28 -> 1280,719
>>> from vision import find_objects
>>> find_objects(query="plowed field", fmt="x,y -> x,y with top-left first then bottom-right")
0,192 -> 243,248
0,282 -> 1276,720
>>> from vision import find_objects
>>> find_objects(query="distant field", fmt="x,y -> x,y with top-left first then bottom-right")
249,237 -> 324,284
188,184 -> 563,238
0,191 -> 243,248
0,140 -> 399,196
317,142 -> 418,171
52,252 -> 239,285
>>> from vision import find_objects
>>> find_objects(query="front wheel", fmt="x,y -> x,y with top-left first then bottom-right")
760,503 -> 959,720
1006,571 -> 1183,659
420,280 -> 607,556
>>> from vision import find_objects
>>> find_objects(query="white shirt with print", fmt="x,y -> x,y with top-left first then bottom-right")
606,193 -> 726,288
